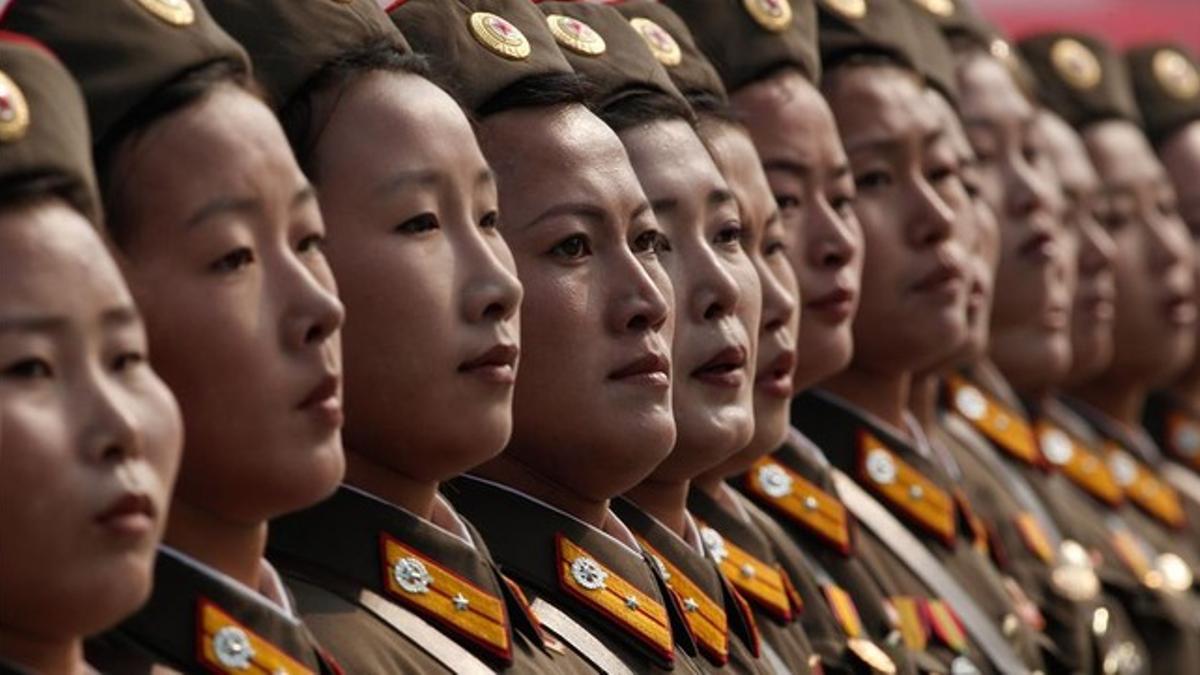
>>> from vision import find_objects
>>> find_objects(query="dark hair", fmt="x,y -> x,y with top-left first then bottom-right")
96,58 -> 251,247
476,72 -> 591,117
820,52 -> 919,97
596,89 -> 695,132
0,174 -> 86,219
686,91 -> 738,124
278,38 -> 431,175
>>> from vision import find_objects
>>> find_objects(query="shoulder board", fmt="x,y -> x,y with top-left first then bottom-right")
1106,444 -> 1187,529
888,596 -> 929,652
699,523 -> 794,623
1036,422 -> 1124,507
726,584 -> 762,658
636,537 -> 729,666
821,584 -> 863,639
946,376 -> 1044,467
555,534 -> 674,664
923,599 -> 968,655
1012,512 -> 1054,564
745,457 -> 852,554
197,599 -> 315,675
379,533 -> 512,663
857,431 -> 957,547
1165,411 -> 1200,471
954,490 -> 990,556
1109,528 -> 1156,587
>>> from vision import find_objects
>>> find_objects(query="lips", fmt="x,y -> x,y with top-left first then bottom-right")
610,351 -> 671,388
95,491 -> 156,538
298,373 -> 343,427
805,286 -> 856,323
1163,288 -> 1198,327
756,349 -> 796,400
459,343 -> 519,384
912,259 -> 965,295
692,345 -> 748,389
1018,230 -> 1058,261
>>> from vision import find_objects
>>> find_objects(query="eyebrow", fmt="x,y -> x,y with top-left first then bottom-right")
185,186 -> 316,229
649,188 -> 733,217
523,201 -> 609,231
0,305 -> 141,334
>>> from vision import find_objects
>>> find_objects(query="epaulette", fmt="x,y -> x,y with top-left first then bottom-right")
698,523 -> 795,623
858,431 -> 957,547
637,537 -> 729,666
555,534 -> 674,664
198,600 -> 316,674
945,375 -> 1045,468
745,456 -> 852,554
1164,410 -> 1200,470
823,585 -> 897,673
1106,443 -> 1187,529
1036,421 -> 1124,507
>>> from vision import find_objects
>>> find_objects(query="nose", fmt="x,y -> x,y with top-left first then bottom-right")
1078,218 -> 1116,278
909,179 -> 957,249
460,229 -> 523,324
280,253 -> 346,353
610,249 -> 672,335
808,198 -> 860,271
1006,156 -> 1056,222
1147,208 -> 1194,275
80,371 -> 142,465
689,245 -> 743,324
758,256 -> 799,336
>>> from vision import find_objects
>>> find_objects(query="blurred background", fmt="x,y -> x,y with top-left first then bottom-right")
975,0 -> 1200,52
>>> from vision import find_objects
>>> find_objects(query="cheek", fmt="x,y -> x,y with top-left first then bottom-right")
0,408 -> 85,556
132,379 -> 185,491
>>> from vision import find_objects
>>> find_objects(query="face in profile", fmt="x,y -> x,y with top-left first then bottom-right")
109,85 -> 345,524
700,119 -> 800,472
477,103 -> 676,502
733,69 -> 862,389
1036,110 -> 1115,385
0,199 -> 182,649
823,64 -> 970,375
1158,121 -> 1200,378
619,117 -> 759,482
1083,120 -> 1196,388
310,70 -> 522,482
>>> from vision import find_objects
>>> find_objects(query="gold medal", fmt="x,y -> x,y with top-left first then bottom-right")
469,12 -> 531,61
134,0 -> 195,27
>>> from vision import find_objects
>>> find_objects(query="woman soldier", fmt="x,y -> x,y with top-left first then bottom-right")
3,1 -> 347,671
531,3 -> 773,673
0,33 -> 183,675
200,2 -> 590,672
388,1 -> 705,672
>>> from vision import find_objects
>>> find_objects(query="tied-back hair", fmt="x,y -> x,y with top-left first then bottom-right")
475,72 -> 591,118
595,89 -> 695,132
0,174 -> 88,220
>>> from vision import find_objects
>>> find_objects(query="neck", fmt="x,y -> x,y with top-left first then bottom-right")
623,477 -> 691,538
823,365 -> 913,430
1170,364 -> 1200,411
344,449 -> 438,521
472,454 -> 611,528
1069,378 -> 1146,428
910,372 -> 941,427
164,498 -> 267,592
0,629 -> 86,675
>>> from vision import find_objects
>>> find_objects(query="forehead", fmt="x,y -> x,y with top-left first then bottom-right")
957,54 -> 1034,125
735,70 -> 845,166
621,118 -> 724,192
704,123 -> 774,224
827,65 -> 938,149
1036,111 -> 1098,192
1084,120 -> 1166,187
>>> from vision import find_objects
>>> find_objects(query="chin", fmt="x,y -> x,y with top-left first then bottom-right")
269,439 -> 346,516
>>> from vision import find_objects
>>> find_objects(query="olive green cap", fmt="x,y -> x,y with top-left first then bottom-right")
660,0 -> 819,91
907,0 -> 1036,101
0,33 -> 99,224
816,0 -> 923,75
1017,32 -> 1140,130
1126,42 -> 1200,145
0,0 -> 250,150
612,1 -> 728,106
206,0 -> 410,111
898,1 -> 959,103
536,3 -> 687,115
387,0 -> 574,115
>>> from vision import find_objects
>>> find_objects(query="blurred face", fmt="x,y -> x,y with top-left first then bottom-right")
733,69 -> 863,388
110,86 -> 345,524
478,104 -> 676,502
1036,110 -> 1115,385
957,53 -> 1072,392
930,91 -> 999,363
311,71 -> 521,480
1159,121 -> 1200,377
0,201 -> 182,645
701,120 -> 800,472
823,65 -> 969,375
619,119 -> 759,481
1084,120 -> 1196,387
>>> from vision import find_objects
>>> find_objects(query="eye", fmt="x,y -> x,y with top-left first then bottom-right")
776,195 -> 801,211
549,234 -> 591,260
1021,144 -> 1042,165
713,222 -> 744,247
928,162 -> 959,184
764,238 -> 787,256
3,357 -> 53,380
1159,199 -> 1180,219
209,247 -> 254,273
480,211 -> 500,230
395,213 -> 439,234
112,351 -> 146,372
831,194 -> 856,216
855,170 -> 893,191
297,233 -> 325,254
633,229 -> 671,256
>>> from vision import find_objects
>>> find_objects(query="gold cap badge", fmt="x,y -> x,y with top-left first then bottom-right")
822,0 -> 867,20
469,12 -> 532,61
1051,38 -> 1102,90
913,0 -> 955,17
135,0 -> 195,27
1153,49 -> 1200,100
743,0 -> 793,32
546,14 -> 606,57
629,17 -> 681,68
0,71 -> 30,143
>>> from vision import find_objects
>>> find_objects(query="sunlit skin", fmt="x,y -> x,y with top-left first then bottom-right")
1071,120 -> 1196,427
1159,122 -> 1200,406
694,119 -> 800,484
1036,110 -> 1116,386
732,69 -> 863,388
472,104 -> 676,528
820,64 -> 971,429
957,53 -> 1073,396
304,70 -> 522,521
0,200 -> 183,675
108,85 -> 345,590
617,118 -> 760,535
